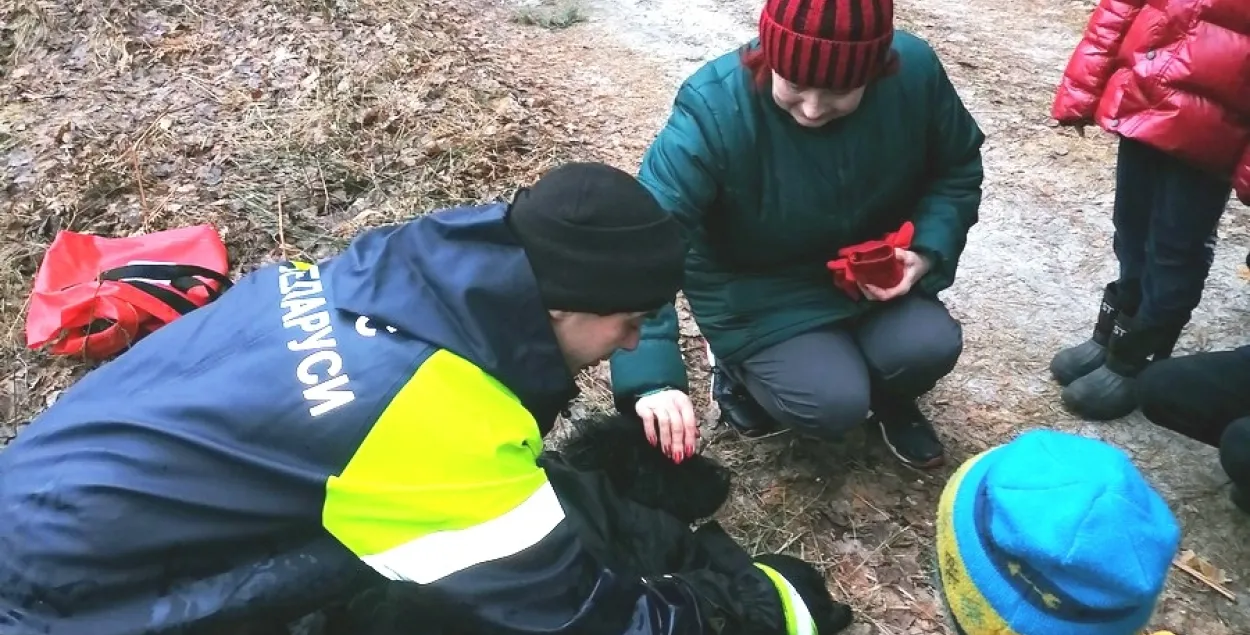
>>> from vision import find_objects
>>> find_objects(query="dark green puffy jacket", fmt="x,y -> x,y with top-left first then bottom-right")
609,32 -> 985,405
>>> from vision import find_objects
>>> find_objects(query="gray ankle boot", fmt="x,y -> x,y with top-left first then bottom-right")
1061,312 -> 1184,421
1050,281 -> 1140,386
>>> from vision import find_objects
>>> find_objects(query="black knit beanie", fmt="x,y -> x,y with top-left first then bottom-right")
507,162 -> 685,314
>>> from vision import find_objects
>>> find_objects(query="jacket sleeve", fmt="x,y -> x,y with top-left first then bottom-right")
1051,0 -> 1146,123
909,49 -> 986,296
609,82 -> 725,406
322,351 -> 724,635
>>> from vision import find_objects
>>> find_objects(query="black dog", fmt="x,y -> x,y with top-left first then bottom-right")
554,412 -> 853,635
324,412 -> 853,635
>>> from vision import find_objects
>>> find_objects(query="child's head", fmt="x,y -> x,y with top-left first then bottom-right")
934,429 -> 1181,635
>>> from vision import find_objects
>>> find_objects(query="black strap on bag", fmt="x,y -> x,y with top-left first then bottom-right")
97,263 -> 235,318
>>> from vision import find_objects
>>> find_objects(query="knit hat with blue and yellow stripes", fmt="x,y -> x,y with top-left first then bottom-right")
935,429 -> 1181,635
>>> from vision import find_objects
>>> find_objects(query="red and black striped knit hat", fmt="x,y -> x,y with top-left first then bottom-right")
758,0 -> 894,90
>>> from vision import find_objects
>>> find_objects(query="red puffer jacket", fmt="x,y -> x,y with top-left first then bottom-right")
1051,0 -> 1250,204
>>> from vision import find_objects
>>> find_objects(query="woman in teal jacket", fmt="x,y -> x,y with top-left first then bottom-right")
609,0 -> 985,470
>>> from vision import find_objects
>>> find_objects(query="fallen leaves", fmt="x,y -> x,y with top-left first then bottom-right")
1177,550 -> 1231,585
1173,549 -> 1237,603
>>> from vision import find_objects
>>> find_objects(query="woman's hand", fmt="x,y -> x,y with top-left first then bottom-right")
858,248 -> 932,301
635,389 -> 699,463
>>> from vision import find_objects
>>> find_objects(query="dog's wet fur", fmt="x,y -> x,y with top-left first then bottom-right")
555,412 -> 733,524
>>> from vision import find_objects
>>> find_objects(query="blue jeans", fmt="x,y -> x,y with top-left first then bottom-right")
1111,137 -> 1233,327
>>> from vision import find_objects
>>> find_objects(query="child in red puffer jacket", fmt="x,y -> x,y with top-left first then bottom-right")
1047,0 -> 1250,422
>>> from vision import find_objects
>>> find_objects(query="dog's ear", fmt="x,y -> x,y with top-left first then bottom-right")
555,411 -> 645,487
752,553 -> 855,634
556,411 -> 732,523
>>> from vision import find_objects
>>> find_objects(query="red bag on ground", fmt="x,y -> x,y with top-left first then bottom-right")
25,225 -> 234,360
825,221 -> 915,300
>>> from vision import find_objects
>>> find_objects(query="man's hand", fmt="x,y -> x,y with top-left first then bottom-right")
635,389 -> 699,463
859,249 -> 932,301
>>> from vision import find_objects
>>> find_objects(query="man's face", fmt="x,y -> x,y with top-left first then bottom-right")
771,72 -> 866,128
549,310 -> 652,372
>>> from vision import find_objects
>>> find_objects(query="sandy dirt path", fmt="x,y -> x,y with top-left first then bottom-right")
499,0 -> 1250,631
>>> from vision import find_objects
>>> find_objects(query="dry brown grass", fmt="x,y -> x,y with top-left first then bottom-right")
0,0 -> 594,436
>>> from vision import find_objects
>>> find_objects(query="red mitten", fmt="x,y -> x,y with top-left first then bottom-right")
824,221 -> 916,299
843,242 -> 902,290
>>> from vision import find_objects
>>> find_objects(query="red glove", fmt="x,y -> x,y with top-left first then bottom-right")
825,222 -> 916,300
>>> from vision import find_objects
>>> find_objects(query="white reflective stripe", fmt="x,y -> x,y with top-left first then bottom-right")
774,571 -> 817,635
360,480 -> 566,584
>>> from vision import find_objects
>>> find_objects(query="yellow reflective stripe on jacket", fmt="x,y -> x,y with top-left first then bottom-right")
322,348 -> 565,583
754,563 -> 816,635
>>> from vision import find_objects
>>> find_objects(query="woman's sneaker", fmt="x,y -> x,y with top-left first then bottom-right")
707,345 -> 779,438
873,401 -> 946,469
